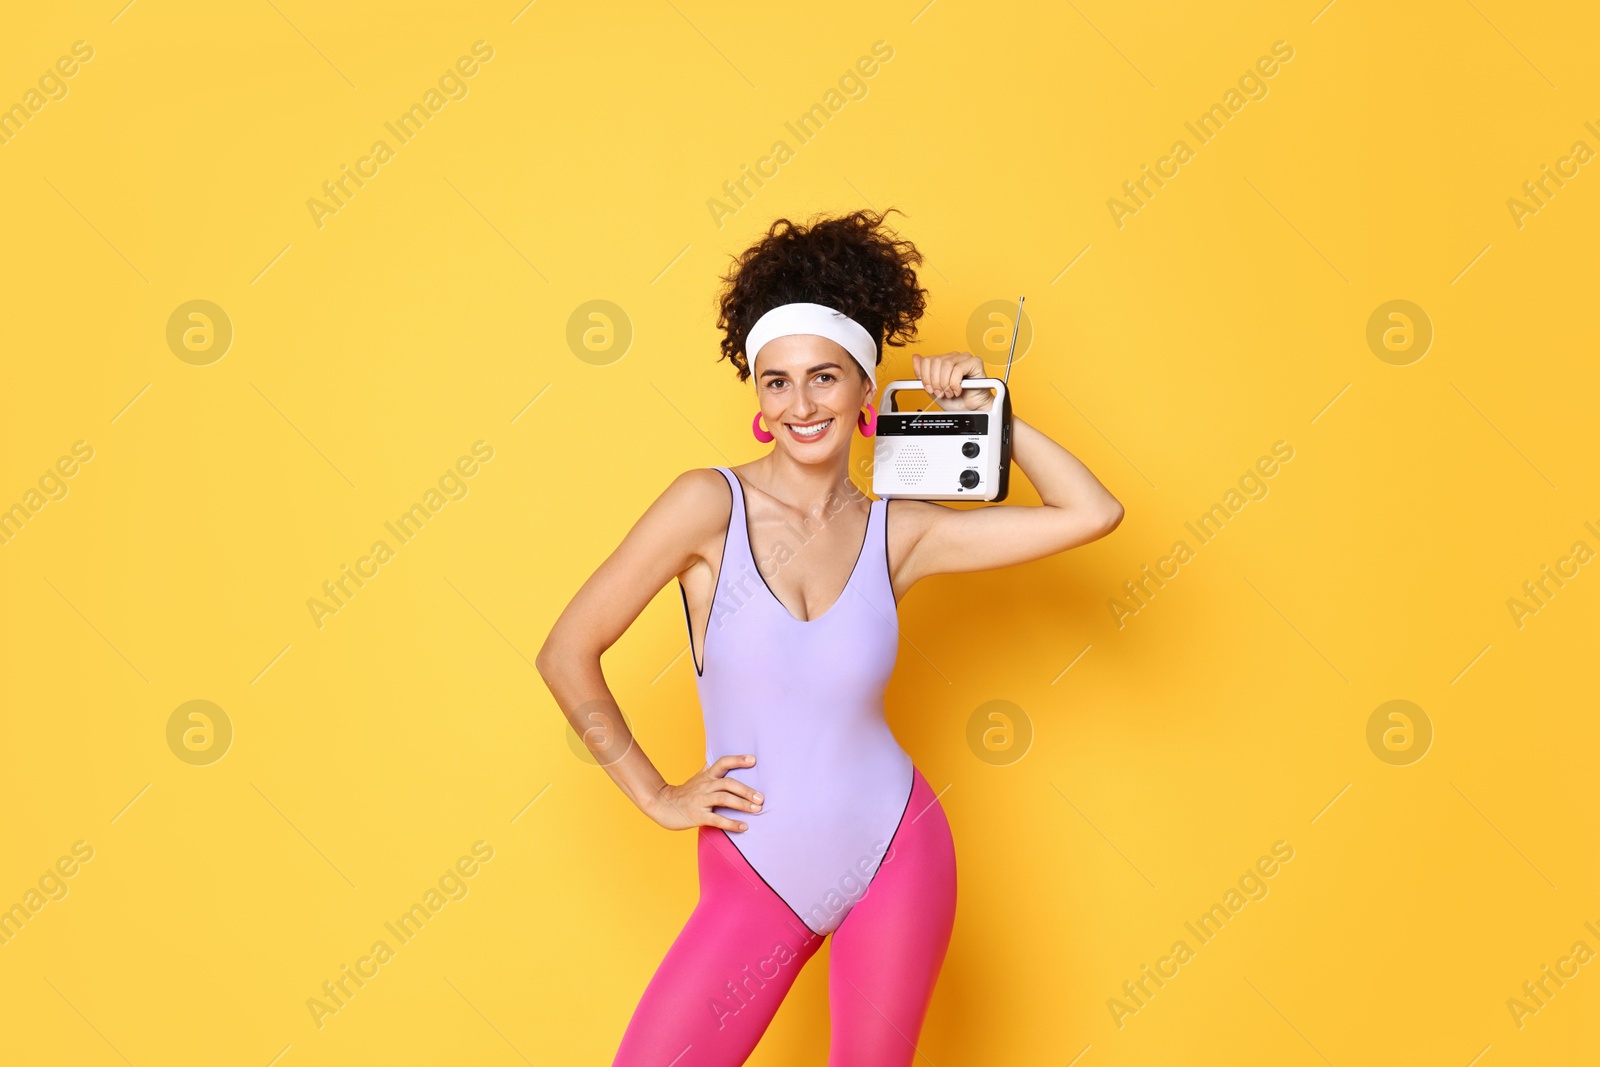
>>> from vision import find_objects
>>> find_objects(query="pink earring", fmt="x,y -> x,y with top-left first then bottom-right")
857,401 -> 877,437
752,411 -> 774,443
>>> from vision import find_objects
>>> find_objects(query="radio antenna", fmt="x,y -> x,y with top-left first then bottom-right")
916,295 -> 1025,414
1001,295 -> 1025,385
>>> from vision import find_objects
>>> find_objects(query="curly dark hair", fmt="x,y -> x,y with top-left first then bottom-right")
714,207 -> 928,384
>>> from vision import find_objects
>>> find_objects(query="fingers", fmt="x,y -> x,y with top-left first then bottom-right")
695,756 -> 764,831
700,755 -> 760,831
707,753 -> 755,778
720,778 -> 764,807
691,789 -> 754,832
914,353 -> 948,398
707,788 -> 762,813
913,352 -> 980,400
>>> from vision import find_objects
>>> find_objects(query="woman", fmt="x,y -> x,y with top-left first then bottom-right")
536,208 -> 1123,1066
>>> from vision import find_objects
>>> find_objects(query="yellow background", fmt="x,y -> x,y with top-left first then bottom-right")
2,0 -> 1597,1063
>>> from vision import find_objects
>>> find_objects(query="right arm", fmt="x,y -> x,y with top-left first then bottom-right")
534,468 -> 763,833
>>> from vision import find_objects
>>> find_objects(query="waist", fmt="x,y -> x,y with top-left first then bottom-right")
703,716 -> 905,783
712,742 -> 913,821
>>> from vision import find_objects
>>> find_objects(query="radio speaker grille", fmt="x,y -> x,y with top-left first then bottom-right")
895,446 -> 929,487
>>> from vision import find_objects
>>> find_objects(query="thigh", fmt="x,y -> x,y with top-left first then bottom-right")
826,766 -> 957,1067
613,826 -> 824,1067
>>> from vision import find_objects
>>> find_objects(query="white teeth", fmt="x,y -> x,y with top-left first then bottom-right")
789,419 -> 832,437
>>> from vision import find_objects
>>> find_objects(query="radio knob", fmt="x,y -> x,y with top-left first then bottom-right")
962,441 -> 980,458
959,468 -> 980,489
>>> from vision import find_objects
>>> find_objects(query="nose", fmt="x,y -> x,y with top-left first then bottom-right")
787,383 -> 821,419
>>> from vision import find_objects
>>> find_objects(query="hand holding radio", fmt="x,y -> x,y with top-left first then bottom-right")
910,352 -> 995,411
871,295 -> 1023,502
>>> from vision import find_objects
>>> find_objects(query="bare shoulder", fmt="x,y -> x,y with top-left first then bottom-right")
653,467 -> 733,568
535,468 -> 734,664
663,466 -> 732,508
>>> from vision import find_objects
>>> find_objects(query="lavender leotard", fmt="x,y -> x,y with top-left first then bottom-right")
683,466 -> 915,936
614,465 -> 956,1064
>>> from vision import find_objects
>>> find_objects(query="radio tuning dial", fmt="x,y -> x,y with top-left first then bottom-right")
959,469 -> 980,489
962,441 -> 980,458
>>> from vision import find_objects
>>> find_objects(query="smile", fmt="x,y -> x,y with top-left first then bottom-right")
786,418 -> 833,441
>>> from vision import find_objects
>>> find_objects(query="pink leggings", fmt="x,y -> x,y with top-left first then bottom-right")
613,766 -> 957,1066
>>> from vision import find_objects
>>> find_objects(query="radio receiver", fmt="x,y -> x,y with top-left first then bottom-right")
871,296 -> 1022,501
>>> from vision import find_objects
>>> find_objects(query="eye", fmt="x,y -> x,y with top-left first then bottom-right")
815,372 -> 837,384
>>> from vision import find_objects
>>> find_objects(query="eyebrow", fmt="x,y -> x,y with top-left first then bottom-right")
759,362 -> 844,379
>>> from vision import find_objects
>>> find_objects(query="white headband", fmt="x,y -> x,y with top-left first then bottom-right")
745,302 -> 877,386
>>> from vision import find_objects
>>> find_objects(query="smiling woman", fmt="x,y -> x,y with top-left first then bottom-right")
536,206 -> 1124,1066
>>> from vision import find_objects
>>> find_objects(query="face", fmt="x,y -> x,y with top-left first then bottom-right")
752,334 -> 874,455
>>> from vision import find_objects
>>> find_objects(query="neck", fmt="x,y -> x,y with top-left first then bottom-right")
746,449 -> 866,514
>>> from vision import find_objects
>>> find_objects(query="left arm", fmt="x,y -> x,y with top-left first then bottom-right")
890,352 -> 1124,585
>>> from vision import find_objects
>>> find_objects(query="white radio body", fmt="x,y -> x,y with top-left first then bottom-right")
871,378 -> 1012,501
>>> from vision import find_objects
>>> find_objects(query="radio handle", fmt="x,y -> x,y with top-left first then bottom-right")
878,377 -> 1007,415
